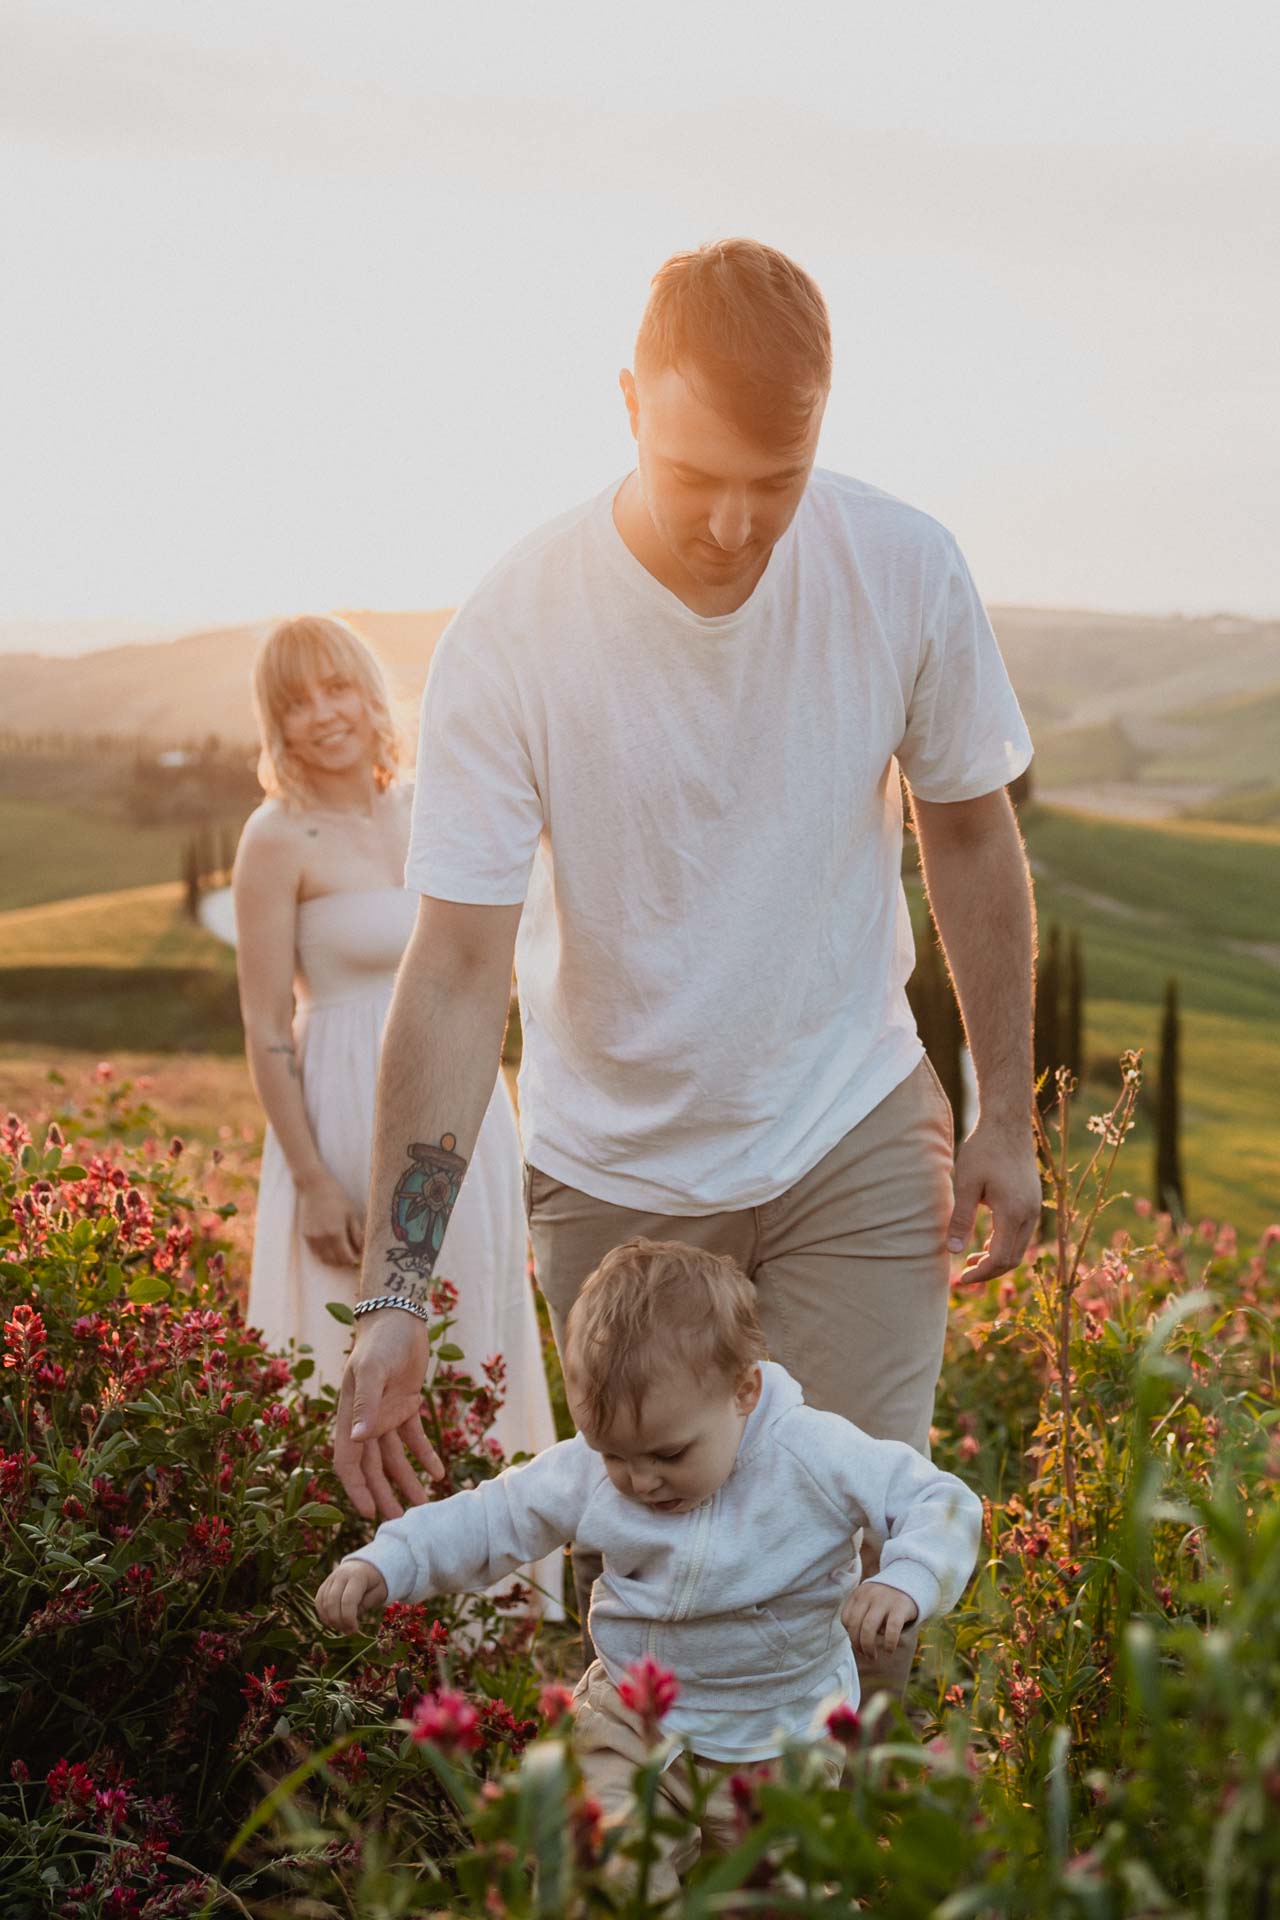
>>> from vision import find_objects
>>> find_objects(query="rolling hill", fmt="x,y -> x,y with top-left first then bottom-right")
0,609 -> 452,746
2,605 -> 1275,762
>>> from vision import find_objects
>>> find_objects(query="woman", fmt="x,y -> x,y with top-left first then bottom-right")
235,614 -> 561,1609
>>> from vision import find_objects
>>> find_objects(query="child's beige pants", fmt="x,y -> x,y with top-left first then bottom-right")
571,1660 -> 843,1900
526,1056 -> 956,1702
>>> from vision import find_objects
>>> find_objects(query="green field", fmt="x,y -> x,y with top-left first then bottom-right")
0,745 -> 251,912
0,882 -> 243,1054
0,797 -> 194,911
1,806 -> 1276,1238
1016,809 -> 1278,1237
1142,682 -> 1280,787
910,806 -> 1279,1239
1024,677 -> 1280,802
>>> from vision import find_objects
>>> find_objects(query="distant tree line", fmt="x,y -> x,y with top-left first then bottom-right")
0,728 -> 155,759
126,734 -> 260,828
1,728 -> 260,829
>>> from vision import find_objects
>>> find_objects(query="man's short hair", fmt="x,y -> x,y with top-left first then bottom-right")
633,238 -> 832,451
564,1237 -> 769,1438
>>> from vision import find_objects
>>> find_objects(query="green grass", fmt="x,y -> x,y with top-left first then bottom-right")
1141,682 -> 1280,787
1184,784 -> 1280,828
1027,717 -> 1140,788
1021,805 -> 1280,947
0,797 -> 193,911
0,883 -> 243,1054
908,805 -> 1280,1240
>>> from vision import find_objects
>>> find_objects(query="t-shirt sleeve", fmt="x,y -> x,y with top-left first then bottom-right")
896,535 -> 1034,803
404,621 -> 543,906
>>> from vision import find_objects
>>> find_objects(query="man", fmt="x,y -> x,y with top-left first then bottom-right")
334,239 -> 1039,1700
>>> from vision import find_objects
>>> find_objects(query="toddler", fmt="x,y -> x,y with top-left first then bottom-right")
317,1239 -> 983,1894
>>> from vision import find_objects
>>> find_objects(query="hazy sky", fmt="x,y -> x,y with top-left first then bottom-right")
3,0 -> 1277,641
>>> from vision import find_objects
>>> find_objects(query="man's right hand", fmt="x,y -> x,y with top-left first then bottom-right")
334,1309 -> 446,1521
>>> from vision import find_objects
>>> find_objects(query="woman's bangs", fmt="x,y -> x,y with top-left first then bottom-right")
267,621 -> 356,711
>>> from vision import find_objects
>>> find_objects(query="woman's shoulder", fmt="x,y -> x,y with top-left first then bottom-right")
236,799 -> 307,878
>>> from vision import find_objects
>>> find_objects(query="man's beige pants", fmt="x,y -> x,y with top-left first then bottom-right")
525,1056 -> 956,1702
571,1660 -> 844,1900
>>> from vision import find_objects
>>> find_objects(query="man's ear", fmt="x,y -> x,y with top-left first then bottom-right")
619,368 -> 640,441
736,1365 -> 763,1415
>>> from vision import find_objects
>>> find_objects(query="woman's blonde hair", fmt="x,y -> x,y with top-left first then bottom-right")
251,615 -> 401,809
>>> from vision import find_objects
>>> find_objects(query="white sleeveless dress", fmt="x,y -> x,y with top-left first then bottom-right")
246,886 -> 563,1615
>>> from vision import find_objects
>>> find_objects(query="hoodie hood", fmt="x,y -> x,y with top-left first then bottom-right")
734,1360 -> 805,1471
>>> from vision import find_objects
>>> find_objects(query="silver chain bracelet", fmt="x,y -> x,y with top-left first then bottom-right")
352,1293 -> 435,1327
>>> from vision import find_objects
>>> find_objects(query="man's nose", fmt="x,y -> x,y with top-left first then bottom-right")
706,491 -> 751,552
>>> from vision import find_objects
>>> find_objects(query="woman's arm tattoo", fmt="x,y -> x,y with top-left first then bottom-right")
385,1133 -> 468,1297
266,1042 -> 301,1082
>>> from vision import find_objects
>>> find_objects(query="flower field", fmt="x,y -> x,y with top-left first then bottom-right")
2,1063 -> 1279,1917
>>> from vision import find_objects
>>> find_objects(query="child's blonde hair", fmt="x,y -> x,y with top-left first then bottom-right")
564,1238 -> 768,1437
251,614 -> 401,810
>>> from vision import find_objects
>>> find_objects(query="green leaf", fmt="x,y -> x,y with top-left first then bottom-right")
127,1274 -> 172,1305
298,1503 -> 343,1525
437,1343 -> 464,1362
0,1262 -> 29,1285
325,1301 -> 355,1325
57,1166 -> 88,1182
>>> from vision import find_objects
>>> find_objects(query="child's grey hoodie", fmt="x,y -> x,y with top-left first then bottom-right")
348,1361 -> 983,1760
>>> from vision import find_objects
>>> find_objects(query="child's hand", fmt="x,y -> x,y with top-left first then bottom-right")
316,1558 -> 388,1633
842,1580 -> 919,1657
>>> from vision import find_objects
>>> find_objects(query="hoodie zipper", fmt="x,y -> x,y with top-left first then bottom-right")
644,1495 -> 715,1663
672,1495 -> 714,1621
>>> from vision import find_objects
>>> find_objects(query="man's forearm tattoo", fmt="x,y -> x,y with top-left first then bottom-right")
385,1133 -> 467,1299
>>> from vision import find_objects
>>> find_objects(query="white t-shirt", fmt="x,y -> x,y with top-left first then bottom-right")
407,470 -> 1032,1213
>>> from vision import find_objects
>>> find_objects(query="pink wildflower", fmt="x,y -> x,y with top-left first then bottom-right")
410,1687 -> 482,1753
825,1702 -> 862,1746
538,1683 -> 575,1726
617,1655 -> 679,1738
569,1792 -> 605,1867
3,1303 -> 47,1371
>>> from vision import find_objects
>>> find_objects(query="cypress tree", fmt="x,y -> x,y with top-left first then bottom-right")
1154,976 -> 1186,1220
1066,930 -> 1084,1082
1034,922 -> 1062,1105
182,838 -> 201,922
906,931 -> 965,1138
909,933 -> 940,1075
937,946 -> 965,1136
196,820 -> 216,886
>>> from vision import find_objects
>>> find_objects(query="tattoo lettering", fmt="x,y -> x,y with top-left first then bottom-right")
386,1133 -> 467,1290
266,1043 -> 301,1082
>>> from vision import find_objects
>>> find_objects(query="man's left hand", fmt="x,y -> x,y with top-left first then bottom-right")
946,1116 -> 1042,1287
